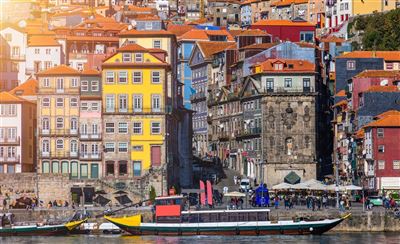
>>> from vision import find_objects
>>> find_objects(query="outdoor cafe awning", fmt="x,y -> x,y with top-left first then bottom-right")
224,191 -> 245,197
272,182 -> 294,190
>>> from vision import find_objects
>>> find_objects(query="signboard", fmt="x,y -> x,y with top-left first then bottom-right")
381,177 -> 400,189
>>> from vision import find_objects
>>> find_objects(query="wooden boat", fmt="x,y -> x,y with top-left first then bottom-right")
0,217 -> 87,236
104,195 -> 351,236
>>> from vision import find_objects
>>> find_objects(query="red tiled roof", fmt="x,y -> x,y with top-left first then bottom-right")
0,91 -> 31,103
271,0 -> 308,7
337,51 -> 400,61
354,128 -> 365,139
364,114 -> 400,127
354,70 -> 400,78
81,69 -> 100,76
119,29 -> 175,37
320,35 -> 345,43
236,29 -> 270,36
364,85 -> 399,92
335,90 -> 346,97
178,29 -> 234,41
255,59 -> 315,73
10,78 -> 38,96
37,65 -> 80,76
197,41 -> 236,59
117,43 -> 149,52
239,42 -> 278,50
253,19 -> 315,27
241,0 -> 259,5
375,110 -> 400,119
28,36 -> 60,47
167,24 -> 195,37
332,99 -> 348,108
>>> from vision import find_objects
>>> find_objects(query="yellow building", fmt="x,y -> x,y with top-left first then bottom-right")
352,0 -> 396,15
101,44 -> 172,182
37,65 -> 81,176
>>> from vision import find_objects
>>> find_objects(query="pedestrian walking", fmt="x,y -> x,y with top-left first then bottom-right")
274,196 -> 279,209
322,195 -> 328,209
234,176 -> 237,185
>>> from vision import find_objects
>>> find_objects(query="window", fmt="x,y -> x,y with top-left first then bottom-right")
92,124 -> 98,135
132,145 -> 143,151
71,162 -> 78,178
152,94 -> 161,112
62,161 -> 69,174
71,78 -> 78,87
347,60 -> 356,70
56,78 -> 64,91
134,53 -> 143,62
70,140 -> 78,153
119,161 -> 128,175
378,160 -> 385,170
118,122 -> 128,133
105,142 -> 115,152
133,161 -> 141,176
118,94 -> 128,112
303,78 -> 311,88
133,71 -> 142,83
56,117 -> 64,129
42,162 -> 50,173
43,78 -> 50,87
300,31 -> 314,42
70,97 -> 78,107
386,63 -> 393,70
42,139 -> 50,153
378,145 -> 385,153
119,71 -> 128,83
152,71 -> 160,83
133,95 -> 143,112
92,144 -> 99,155
56,139 -> 64,149
377,128 -> 384,138
393,160 -> 400,170
105,95 -> 115,112
91,102 -> 99,111
105,123 -> 115,133
266,78 -> 274,91
42,97 -> 50,107
133,122 -> 142,134
153,40 -> 161,49
284,78 -> 292,88
81,102 -> 88,111
118,142 -> 128,153
42,118 -> 50,131
5,33 -> 12,42
52,161 -> 59,173
122,53 -> 131,62
91,80 -> 99,91
80,164 -> 88,179
56,98 -> 64,107
151,122 -> 161,134
46,49 -> 51,55
145,22 -> 152,30
81,80 -> 88,91
106,161 -> 115,175
70,118 -> 78,131
106,71 -> 115,83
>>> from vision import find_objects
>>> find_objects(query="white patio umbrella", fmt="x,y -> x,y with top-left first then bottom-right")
344,184 -> 362,191
272,182 -> 294,190
224,191 -> 246,197
291,182 -> 310,190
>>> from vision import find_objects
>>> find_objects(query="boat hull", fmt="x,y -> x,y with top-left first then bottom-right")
106,217 -> 348,236
0,225 -> 70,237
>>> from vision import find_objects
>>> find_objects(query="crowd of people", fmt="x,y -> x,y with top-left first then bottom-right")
47,200 -> 73,209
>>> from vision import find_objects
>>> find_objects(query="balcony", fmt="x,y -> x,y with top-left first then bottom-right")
79,133 -> 102,140
39,129 -> 79,136
367,170 -> 374,177
79,153 -> 102,160
265,86 -> 316,94
218,131 -> 231,141
0,155 -> 20,163
0,136 -> 20,145
10,54 -> 25,60
39,151 -> 79,159
102,107 -> 173,115
190,92 -> 206,103
38,88 -> 79,95
237,127 -> 262,139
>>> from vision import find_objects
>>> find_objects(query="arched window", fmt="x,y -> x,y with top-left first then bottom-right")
285,137 -> 294,156
70,118 -> 78,133
42,118 -> 50,132
42,139 -> 50,153
70,140 -> 78,153
56,139 -> 64,149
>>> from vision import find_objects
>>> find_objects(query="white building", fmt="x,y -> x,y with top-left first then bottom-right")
325,0 -> 352,30
26,36 -> 63,77
0,25 -> 27,85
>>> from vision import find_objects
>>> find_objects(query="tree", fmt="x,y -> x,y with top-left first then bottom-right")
149,186 -> 156,203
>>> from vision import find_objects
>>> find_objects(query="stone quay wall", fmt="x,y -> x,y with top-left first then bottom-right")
5,208 -> 400,232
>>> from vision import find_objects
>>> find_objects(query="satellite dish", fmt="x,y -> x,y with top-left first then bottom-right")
18,20 -> 27,28
380,79 -> 388,86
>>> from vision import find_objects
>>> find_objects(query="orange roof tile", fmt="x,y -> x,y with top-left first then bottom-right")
167,24 -> 194,37
197,41 -> 236,59
0,91 -> 30,103
178,29 -> 234,41
127,5 -> 154,12
335,90 -> 346,97
253,19 -> 315,27
239,42 -> 278,50
364,85 -> 399,92
10,78 -> 38,96
375,110 -> 400,119
37,65 -> 81,76
236,29 -> 270,36
271,0 -> 308,7
241,0 -> 259,5
117,43 -> 149,52
134,15 -> 161,21
255,59 -> 315,73
28,36 -> 60,47
332,99 -> 348,108
354,128 -> 365,139
81,69 -> 100,76
354,70 -> 400,78
364,114 -> 400,127
337,51 -> 400,61
320,35 -> 345,43
119,29 -> 174,37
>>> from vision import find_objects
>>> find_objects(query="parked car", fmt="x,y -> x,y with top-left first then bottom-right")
368,196 -> 383,206
239,179 -> 250,192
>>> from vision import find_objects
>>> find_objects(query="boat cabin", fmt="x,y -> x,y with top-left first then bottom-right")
155,195 -> 186,223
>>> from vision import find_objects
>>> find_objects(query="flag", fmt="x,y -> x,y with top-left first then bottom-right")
200,180 -> 206,206
206,180 -> 213,206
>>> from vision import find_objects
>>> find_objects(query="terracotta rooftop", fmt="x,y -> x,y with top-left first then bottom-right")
127,5 -> 154,12
354,128 -> 365,139
375,110 -> 400,119
37,65 -> 80,76
81,69 -> 101,76
10,78 -> 38,96
178,29 -> 234,41
255,59 -> 315,73
354,70 -> 400,78
28,36 -> 60,47
320,35 -> 345,43
364,114 -> 400,127
271,0 -> 308,7
118,43 -> 149,52
241,0 -> 259,5
239,42 -> 278,50
364,85 -> 399,92
235,29 -> 270,36
167,24 -> 194,37
197,41 -> 236,59
335,90 -> 346,97
337,51 -> 400,61
332,99 -> 348,108
253,19 -> 315,27
0,91 -> 30,103
119,29 -> 174,37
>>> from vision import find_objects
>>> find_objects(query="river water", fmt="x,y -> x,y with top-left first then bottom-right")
1,233 -> 400,244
